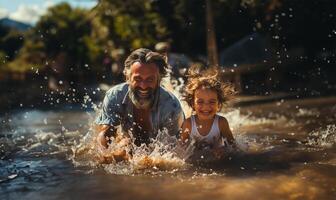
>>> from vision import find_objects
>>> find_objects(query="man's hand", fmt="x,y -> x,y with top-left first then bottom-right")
95,125 -> 131,163
96,125 -> 115,149
97,130 -> 109,149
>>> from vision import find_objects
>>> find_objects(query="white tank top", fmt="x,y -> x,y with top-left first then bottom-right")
190,115 -> 225,147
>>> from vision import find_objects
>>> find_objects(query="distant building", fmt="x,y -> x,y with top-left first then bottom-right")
219,33 -> 275,93
219,33 -> 272,67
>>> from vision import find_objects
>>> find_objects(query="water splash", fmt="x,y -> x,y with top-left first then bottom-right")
296,108 -> 320,117
307,124 -> 336,148
71,129 -> 192,174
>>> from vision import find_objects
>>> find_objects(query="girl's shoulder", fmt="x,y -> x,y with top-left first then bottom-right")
181,117 -> 192,129
216,115 -> 229,128
181,117 -> 192,139
183,117 -> 192,126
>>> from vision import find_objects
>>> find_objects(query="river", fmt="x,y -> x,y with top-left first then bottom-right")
1,96 -> 335,199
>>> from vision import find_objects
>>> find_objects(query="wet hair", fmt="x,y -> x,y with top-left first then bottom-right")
183,67 -> 236,109
123,48 -> 168,80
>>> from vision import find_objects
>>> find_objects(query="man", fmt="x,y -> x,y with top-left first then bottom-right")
95,48 -> 184,160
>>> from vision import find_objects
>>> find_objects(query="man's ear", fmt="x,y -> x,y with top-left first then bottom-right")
123,68 -> 130,82
157,71 -> 162,86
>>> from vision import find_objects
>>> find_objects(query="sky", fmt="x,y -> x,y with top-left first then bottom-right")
0,0 -> 97,24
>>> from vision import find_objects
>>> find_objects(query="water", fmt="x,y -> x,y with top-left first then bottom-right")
1,96 -> 336,199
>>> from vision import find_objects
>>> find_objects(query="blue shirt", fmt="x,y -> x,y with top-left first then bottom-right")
95,83 -> 184,139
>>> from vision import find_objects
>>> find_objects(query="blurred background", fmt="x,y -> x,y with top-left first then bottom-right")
0,0 -> 335,110
1,1 -> 336,199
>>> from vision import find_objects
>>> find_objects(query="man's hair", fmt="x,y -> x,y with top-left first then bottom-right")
124,48 -> 168,80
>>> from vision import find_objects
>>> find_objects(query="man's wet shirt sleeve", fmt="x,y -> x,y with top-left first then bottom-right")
95,89 -> 122,126
160,98 -> 185,137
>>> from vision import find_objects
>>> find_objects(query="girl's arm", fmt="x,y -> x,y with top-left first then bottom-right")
180,118 -> 192,143
219,117 -> 235,145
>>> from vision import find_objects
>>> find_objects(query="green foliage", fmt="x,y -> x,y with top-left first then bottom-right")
34,2 -> 94,63
2,0 -> 334,77
0,25 -> 26,72
95,0 -> 169,50
1,36 -> 45,72
0,30 -> 24,59
5,2 -> 102,76
0,50 -> 7,67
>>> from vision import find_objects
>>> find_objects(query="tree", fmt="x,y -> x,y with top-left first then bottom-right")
11,2 -> 101,85
93,0 -> 169,50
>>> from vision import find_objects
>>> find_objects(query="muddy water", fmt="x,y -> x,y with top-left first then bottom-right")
0,97 -> 335,200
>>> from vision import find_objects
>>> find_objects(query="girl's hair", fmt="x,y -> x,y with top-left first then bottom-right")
183,66 -> 236,109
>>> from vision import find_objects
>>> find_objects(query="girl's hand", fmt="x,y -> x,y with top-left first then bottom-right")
212,147 -> 225,159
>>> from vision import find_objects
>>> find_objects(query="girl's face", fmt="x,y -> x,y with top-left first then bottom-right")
193,88 -> 220,120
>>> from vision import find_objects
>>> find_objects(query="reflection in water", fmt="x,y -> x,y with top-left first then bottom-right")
0,96 -> 336,199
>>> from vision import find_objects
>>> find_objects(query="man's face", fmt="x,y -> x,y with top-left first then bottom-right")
129,62 -> 160,109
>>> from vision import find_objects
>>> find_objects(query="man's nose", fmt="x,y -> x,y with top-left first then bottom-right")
138,81 -> 148,89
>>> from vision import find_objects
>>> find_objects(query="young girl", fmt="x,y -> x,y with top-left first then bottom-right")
180,68 -> 235,159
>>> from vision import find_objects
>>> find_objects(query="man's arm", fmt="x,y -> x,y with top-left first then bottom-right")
95,124 -> 130,163
95,87 -> 123,148
161,107 -> 185,137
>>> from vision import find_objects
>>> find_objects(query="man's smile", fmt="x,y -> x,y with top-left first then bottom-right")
137,89 -> 150,98
136,89 -> 153,99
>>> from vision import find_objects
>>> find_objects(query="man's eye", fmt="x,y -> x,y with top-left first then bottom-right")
134,77 -> 142,81
146,78 -> 154,83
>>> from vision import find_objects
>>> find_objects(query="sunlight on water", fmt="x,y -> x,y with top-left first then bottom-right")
71,128 -> 192,174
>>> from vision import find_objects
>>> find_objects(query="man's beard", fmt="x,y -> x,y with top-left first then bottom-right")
129,86 -> 157,109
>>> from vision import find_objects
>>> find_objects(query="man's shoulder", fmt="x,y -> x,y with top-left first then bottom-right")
106,82 -> 128,96
103,82 -> 129,104
159,86 -> 182,110
159,86 -> 179,102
